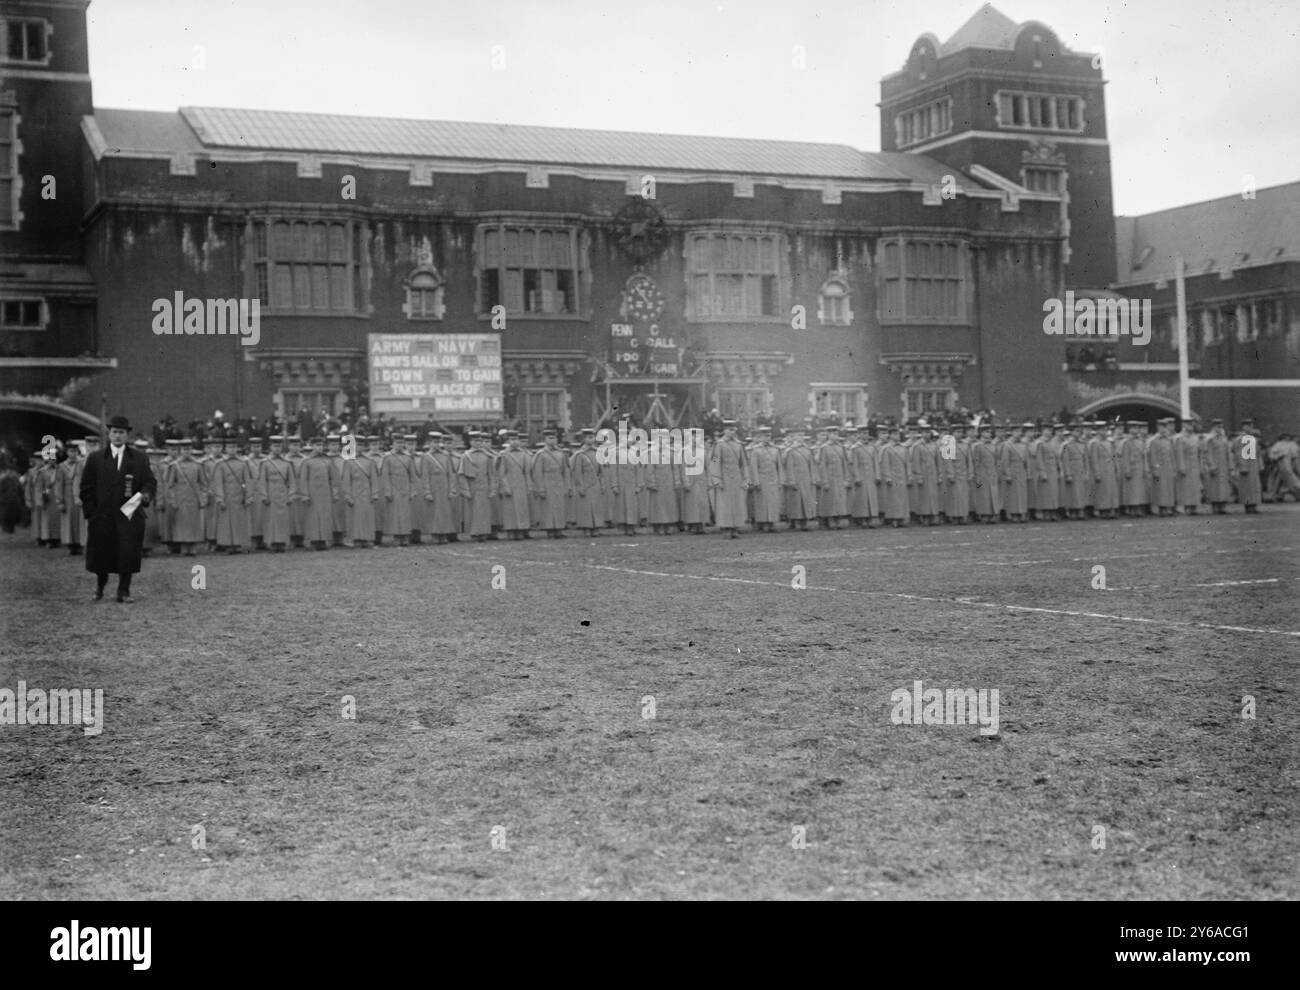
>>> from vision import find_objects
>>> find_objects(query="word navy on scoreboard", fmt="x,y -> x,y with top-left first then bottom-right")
369,333 -> 503,420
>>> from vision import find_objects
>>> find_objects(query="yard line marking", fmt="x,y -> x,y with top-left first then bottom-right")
1110,578 -> 1283,591
533,561 -> 1300,639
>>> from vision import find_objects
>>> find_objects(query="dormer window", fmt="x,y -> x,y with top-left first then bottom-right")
818,274 -> 853,326
405,268 -> 445,320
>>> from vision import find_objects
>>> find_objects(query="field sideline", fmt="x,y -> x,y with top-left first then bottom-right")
2,507 -> 1297,899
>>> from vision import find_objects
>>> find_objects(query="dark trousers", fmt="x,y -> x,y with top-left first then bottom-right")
96,571 -> 132,596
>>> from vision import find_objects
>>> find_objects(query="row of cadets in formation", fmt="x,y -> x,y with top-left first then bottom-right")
20,415 -> 1276,552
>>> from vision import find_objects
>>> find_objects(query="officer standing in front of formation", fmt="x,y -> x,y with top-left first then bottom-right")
55,438 -> 85,555
496,430 -> 532,540
81,415 -> 156,603
709,419 -> 749,539
529,427 -> 569,539
1233,419 -> 1262,513
258,435 -> 294,552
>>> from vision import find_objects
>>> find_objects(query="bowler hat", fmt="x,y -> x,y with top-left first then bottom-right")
107,415 -> 131,431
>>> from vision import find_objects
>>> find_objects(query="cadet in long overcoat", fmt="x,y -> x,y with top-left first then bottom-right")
420,433 -> 459,542
816,430 -> 852,526
211,448 -> 251,551
37,454 -> 61,545
1035,427 -> 1062,517
1233,422 -> 1262,511
970,426 -> 1001,522
1202,420 -> 1233,510
200,437 -> 223,546
297,443 -> 339,548
747,427 -> 784,531
458,432 -> 497,539
879,428 -> 911,525
1119,422 -> 1149,514
908,431 -> 940,524
1174,420 -> 1203,512
528,431 -> 570,537
381,435 -> 415,545
607,454 -> 643,534
1147,419 -> 1177,514
708,423 -> 749,537
496,433 -> 533,538
367,436 -> 388,542
569,430 -> 605,534
1059,428 -> 1090,518
780,434 -> 818,528
286,437 -> 308,546
1087,423 -> 1119,516
257,437 -> 295,550
56,442 -> 85,553
941,427 -> 970,523
166,442 -> 206,550
646,439 -> 681,534
340,442 -> 380,547
999,426 -> 1031,521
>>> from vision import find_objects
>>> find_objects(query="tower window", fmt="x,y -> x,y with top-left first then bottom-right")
996,91 -> 1084,133
1,18 -> 49,63
896,97 -> 953,149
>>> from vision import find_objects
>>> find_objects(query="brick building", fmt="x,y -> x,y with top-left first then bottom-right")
1,0 -> 1294,448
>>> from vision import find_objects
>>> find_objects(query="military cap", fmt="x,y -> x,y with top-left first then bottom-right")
542,428 -> 557,436
1210,418 -> 1224,425
427,431 -> 444,440
1127,420 -> 1143,426
84,434 -> 101,444
1158,417 -> 1174,424
402,432 -> 418,441
579,427 -> 595,436
164,438 -> 182,446
755,425 -> 772,433
721,419 -> 738,428
269,434 -> 286,442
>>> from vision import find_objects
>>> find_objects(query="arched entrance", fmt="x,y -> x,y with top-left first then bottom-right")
1077,392 -> 1194,426
0,397 -> 102,464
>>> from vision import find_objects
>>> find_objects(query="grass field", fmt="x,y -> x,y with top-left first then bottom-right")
2,507 -> 1297,900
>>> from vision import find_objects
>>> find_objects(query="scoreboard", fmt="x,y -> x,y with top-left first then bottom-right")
368,333 -> 503,421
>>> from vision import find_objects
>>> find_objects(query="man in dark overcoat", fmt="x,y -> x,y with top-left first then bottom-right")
80,415 -> 157,603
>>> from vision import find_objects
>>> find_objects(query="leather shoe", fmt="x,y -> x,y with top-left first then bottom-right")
117,595 -> 134,604
92,590 -> 104,602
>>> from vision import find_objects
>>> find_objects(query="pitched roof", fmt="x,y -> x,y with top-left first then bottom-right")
1115,182 -> 1300,283
940,3 -> 1021,55
87,105 -> 967,185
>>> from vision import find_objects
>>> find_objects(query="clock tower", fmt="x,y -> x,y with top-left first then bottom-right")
879,4 -> 1116,293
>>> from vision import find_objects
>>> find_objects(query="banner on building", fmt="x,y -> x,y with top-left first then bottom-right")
368,333 -> 503,421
